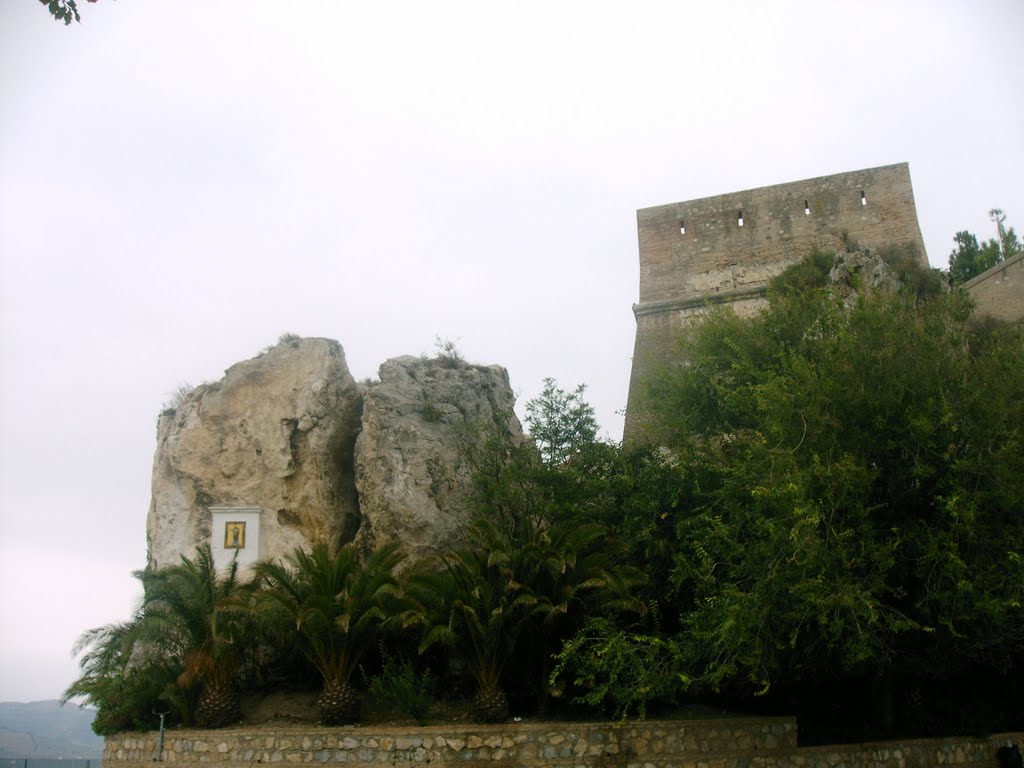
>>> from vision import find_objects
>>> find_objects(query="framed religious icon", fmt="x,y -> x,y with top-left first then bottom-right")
224,521 -> 246,549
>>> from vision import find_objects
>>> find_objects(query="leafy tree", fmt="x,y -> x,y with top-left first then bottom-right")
525,378 -> 598,465
644,251 -> 1024,736
254,542 -> 407,725
539,441 -> 692,611
948,231 -> 1002,284
947,209 -> 1020,284
40,0 -> 97,25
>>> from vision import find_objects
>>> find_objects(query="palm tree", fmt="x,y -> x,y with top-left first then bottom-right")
254,542 -> 406,725
513,519 -> 646,711
65,545 -> 253,730
414,520 -> 543,723
140,545 -> 252,727
413,513 -> 646,721
64,615 -> 181,734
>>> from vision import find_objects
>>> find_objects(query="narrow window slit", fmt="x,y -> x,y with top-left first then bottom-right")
737,211 -> 744,227
804,201 -> 810,215
861,191 -> 867,206
679,220 -> 685,235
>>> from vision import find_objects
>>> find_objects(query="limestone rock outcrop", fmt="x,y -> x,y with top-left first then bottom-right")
147,338 -> 362,570
353,356 -> 523,560
146,340 -> 525,570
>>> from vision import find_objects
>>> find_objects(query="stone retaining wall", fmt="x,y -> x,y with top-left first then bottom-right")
103,718 -> 1021,768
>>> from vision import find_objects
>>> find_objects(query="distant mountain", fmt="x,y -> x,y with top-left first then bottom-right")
0,701 -> 103,759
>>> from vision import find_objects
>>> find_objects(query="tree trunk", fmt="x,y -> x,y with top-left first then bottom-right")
317,678 -> 360,725
472,681 -> 509,724
195,682 -> 240,728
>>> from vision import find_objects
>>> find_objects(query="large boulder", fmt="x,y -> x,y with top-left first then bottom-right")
146,337 -> 362,570
353,355 -> 523,560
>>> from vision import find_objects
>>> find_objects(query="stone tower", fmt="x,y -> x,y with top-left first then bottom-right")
623,163 -> 928,442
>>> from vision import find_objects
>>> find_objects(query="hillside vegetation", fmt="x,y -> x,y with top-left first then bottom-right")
67,249 -> 1024,744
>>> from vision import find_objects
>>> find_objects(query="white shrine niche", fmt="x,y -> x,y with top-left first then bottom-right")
210,507 -> 262,571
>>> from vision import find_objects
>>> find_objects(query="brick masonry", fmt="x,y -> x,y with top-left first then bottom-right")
102,718 -> 1022,768
623,163 -> 929,442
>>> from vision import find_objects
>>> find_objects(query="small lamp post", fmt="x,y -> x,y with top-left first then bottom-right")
153,705 -> 170,762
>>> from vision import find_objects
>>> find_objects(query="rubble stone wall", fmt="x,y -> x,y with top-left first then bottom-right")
103,719 -> 1021,768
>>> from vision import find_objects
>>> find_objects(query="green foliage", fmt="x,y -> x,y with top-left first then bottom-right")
644,251 -> 1024,725
512,515 -> 646,709
40,0 -> 96,25
948,231 -> 1001,284
524,378 -> 598,465
136,547 -> 257,727
66,546 -> 256,730
255,542 -> 409,720
365,650 -> 435,725
413,521 -> 542,719
550,617 -> 688,720
768,248 -> 834,294
876,243 -> 946,299
412,465 -> 647,717
416,401 -> 445,423
471,427 -> 684,619
143,547 -> 250,696
947,210 -> 1020,284
63,622 -> 184,735
66,247 -> 1024,736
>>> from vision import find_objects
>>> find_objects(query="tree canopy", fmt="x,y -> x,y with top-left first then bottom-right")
524,378 -> 598,465
947,208 -> 1021,284
642,251 -> 1024,737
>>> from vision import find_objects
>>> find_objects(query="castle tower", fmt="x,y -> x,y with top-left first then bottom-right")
623,162 -> 928,442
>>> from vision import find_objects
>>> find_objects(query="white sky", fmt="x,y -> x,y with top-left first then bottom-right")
1,0 -> 1022,703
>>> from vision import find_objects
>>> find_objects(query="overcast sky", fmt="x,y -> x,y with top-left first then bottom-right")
1,0 -> 1022,704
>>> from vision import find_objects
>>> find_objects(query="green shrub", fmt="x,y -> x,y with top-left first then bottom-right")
366,652 -> 435,725
550,617 -> 688,720
769,249 -> 834,295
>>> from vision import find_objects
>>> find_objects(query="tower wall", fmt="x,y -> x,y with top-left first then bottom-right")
624,163 -> 928,442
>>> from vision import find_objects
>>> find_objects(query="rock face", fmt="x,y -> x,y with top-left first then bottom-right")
147,338 -> 362,570
828,247 -> 902,303
353,356 -> 523,560
146,341 -> 524,570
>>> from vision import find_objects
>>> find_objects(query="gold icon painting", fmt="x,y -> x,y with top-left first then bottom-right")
224,521 -> 246,549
